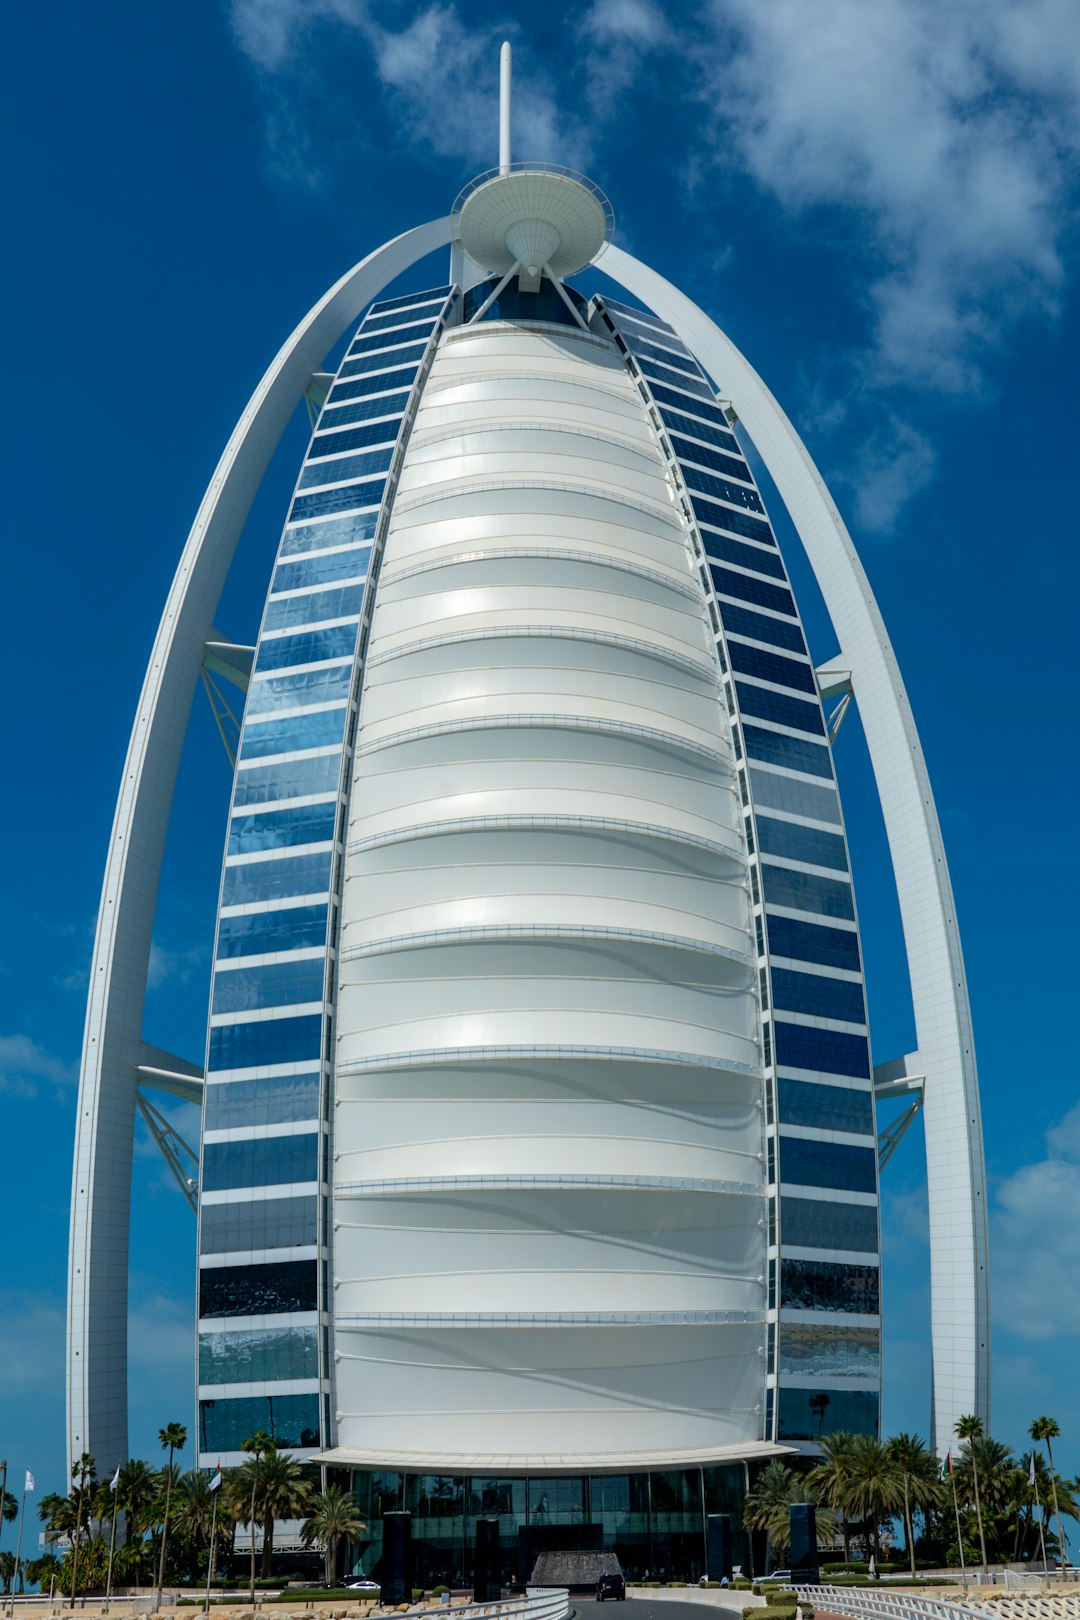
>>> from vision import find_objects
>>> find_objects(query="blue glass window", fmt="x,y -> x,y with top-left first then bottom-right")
311,418 -> 400,457
216,904 -> 328,959
779,1324 -> 880,1379
780,1196 -> 878,1253
710,565 -> 795,617
198,1257 -> 317,1318
646,381 -> 732,428
771,969 -> 865,1024
203,1073 -> 321,1131
202,1131 -> 320,1190
221,850 -> 332,905
240,708 -> 346,760
670,435 -> 759,493
627,335 -> 701,377
750,768 -> 841,825
228,801 -> 337,855
657,407 -> 740,456
271,546 -> 371,593
337,343 -> 427,379
745,725 -> 833,779
756,816 -> 848,872
777,1076 -> 873,1134
263,583 -> 364,631
326,367 -> 417,404
762,865 -> 854,920
704,532 -> 786,580
719,602 -> 806,653
212,957 -> 326,1014
735,682 -> 824,735
297,445 -> 393,491
729,643 -> 815,694
317,390 -> 410,429
778,1388 -> 878,1441
199,1195 -> 319,1255
370,284 -> 451,314
246,665 -> 353,717
781,1257 -> 879,1314
638,359 -> 713,401
232,752 -> 342,806
461,276 -> 588,328
779,1136 -> 877,1194
683,465 -> 765,515
692,495 -> 775,547
199,1325 -> 320,1384
254,623 -> 359,672
362,299 -> 444,332
198,1393 -> 321,1452
280,512 -> 379,557
774,1020 -> 871,1079
348,320 -> 435,354
289,479 -> 387,523
207,1015 -> 324,1072
767,913 -> 861,971
603,296 -> 677,334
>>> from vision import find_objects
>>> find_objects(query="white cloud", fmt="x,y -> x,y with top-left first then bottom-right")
992,1103 -> 1080,1342
0,1033 -> 76,1098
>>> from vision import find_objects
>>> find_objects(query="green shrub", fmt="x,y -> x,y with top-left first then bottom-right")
822,1563 -> 868,1575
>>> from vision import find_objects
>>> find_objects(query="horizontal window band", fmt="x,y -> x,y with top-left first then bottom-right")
333,1173 -> 763,1199
355,712 -> 732,769
336,1043 -> 761,1079
378,546 -> 700,601
341,922 -> 753,968
406,418 -> 665,467
367,624 -> 718,683
334,1309 -> 764,1329
348,813 -> 745,867
392,476 -> 682,527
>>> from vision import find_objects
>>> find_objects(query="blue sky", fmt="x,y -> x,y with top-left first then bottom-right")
3,0 -> 1079,1506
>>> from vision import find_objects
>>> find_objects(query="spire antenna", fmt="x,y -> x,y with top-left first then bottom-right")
499,41 -> 512,174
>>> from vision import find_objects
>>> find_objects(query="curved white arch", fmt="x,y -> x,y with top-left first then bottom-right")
67,217 -> 454,1471
599,244 -> 990,1450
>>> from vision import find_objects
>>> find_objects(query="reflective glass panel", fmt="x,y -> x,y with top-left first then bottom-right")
348,320 -> 435,354
207,1015 -> 324,1072
202,1131 -> 320,1190
745,726 -> 833,779
657,407 -> 741,456
672,434 -> 756,487
199,1324 -> 320,1384
774,1019 -> 871,1078
327,367 -> 417,404
297,445 -> 394,491
272,546 -> 371,592
646,380 -> 733,429
212,957 -> 326,1014
710,564 -> 795,617
638,358 -> 713,400
779,1136 -> 877,1194
627,335 -> 701,376
771,968 -> 865,1024
780,1196 -> 878,1252
198,1393 -> 321,1451
198,1257 -> 318,1318
684,465 -> 764,514
221,851 -> 333,905
254,623 -> 359,671
703,532 -> 786,580
777,1387 -> 878,1440
720,602 -> 806,653
778,1324 -> 879,1379
311,419 -> 401,457
240,707 -> 346,760
216,904 -> 328,959
780,1257 -> 880,1314
362,300 -> 444,331
750,768 -> 841,824
199,1193 -> 319,1253
246,665 -> 353,717
203,1074 -> 321,1132
228,801 -> 337,855
369,284 -> 451,313
280,511 -> 379,558
777,1076 -> 874,1133
729,642 -> 815,693
766,914 -> 861,971
232,752 -> 342,806
692,495 -> 775,547
762,864 -> 854,920
263,583 -> 364,631
735,682 -> 824,735
335,343 -> 426,379
756,816 -> 848,872
317,389 -> 411,427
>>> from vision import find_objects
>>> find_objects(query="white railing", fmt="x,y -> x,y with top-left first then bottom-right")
793,1586 -> 997,1620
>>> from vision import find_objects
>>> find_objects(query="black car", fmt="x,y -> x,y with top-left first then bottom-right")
597,1572 -> 626,1601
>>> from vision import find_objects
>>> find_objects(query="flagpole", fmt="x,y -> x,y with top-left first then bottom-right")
11,1479 -> 29,1617
105,1463 -> 121,1613
1034,1475 -> 1048,1573
950,1468 -> 967,1585
205,1495 -> 218,1616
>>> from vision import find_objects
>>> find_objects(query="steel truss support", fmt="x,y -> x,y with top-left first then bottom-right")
135,1092 -> 200,1212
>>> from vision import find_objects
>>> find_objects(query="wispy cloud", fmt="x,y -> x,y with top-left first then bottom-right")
992,1102 -> 1080,1342
0,1033 -> 76,1099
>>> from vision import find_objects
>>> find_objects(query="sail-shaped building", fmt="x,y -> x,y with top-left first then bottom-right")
68,49 -> 989,1582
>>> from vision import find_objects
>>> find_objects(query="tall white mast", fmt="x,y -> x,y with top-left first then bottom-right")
499,41 -> 512,174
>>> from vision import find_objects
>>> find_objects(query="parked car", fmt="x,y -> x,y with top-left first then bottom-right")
597,1572 -> 626,1601
759,1571 -> 792,1584
344,1578 -> 381,1593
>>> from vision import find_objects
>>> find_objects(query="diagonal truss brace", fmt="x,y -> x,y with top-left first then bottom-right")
817,658 -> 854,741
199,633 -> 254,768
135,1092 -> 200,1211
878,1094 -> 925,1170
874,1056 -> 926,1171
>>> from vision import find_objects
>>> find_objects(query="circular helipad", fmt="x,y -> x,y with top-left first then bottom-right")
454,164 -> 614,279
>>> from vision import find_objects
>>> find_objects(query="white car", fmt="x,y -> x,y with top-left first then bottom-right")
344,1578 -> 381,1592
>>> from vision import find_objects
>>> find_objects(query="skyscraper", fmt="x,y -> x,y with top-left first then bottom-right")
68,48 -> 988,1577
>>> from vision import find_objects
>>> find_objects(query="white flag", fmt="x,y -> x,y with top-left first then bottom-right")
209,1468 -> 222,1493
110,1466 -> 121,1492
24,1472 -> 35,1493
1029,1454 -> 1036,1487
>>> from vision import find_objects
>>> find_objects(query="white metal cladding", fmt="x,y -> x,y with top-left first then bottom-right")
332,319 -> 768,1463
598,246 -> 990,1450
67,217 -> 453,1473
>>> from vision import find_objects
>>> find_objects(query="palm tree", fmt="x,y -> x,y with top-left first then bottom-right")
1031,1418 -> 1068,1572
0,1552 -> 16,1595
301,1488 -> 365,1586
255,1450 -> 313,1577
743,1461 -> 832,1561
116,1458 -> 157,1565
156,1422 -> 187,1593
955,1416 -> 988,1578
68,1453 -> 97,1610
808,1432 -> 856,1561
886,1433 -> 942,1577
235,1430 -> 274,1601
846,1435 -> 902,1563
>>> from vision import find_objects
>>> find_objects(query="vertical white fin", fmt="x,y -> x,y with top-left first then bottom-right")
499,41 -> 512,174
